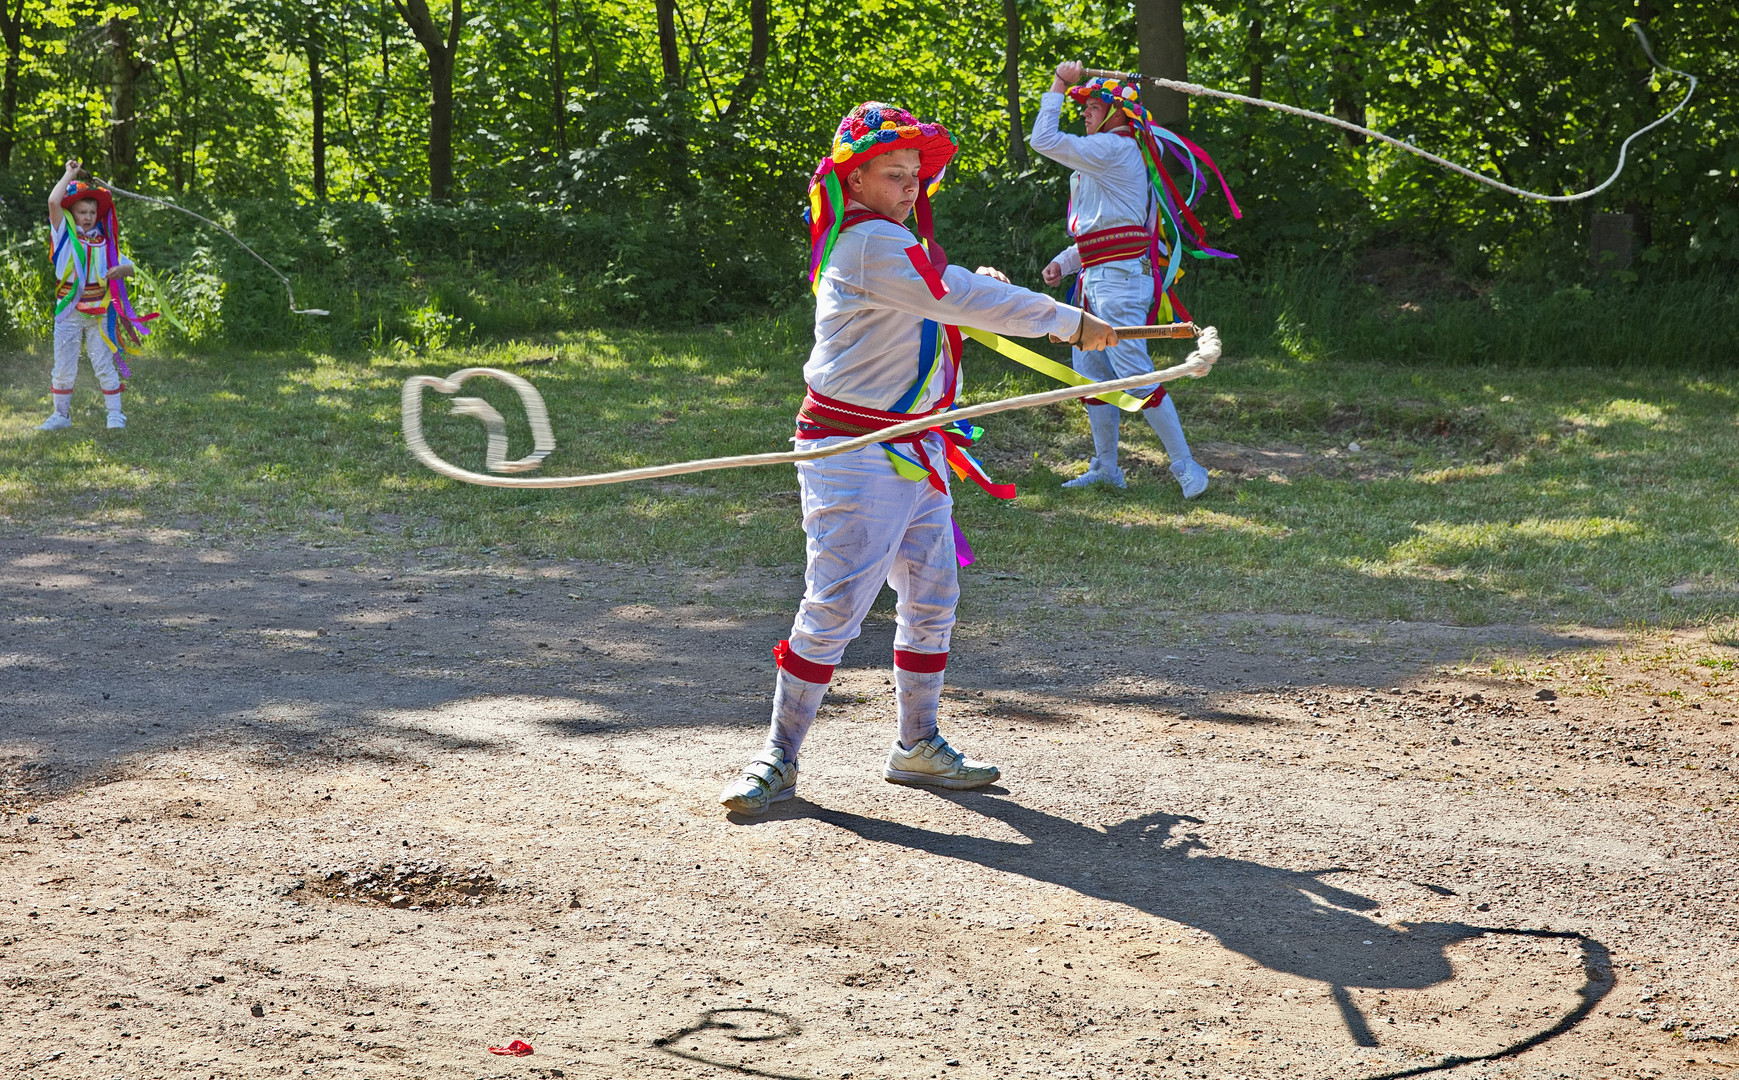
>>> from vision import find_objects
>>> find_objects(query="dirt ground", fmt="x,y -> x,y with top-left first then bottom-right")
3,528 -> 1737,1080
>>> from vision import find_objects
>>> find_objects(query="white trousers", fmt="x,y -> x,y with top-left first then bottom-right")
53,313 -> 123,394
1072,259 -> 1157,395
787,433 -> 959,666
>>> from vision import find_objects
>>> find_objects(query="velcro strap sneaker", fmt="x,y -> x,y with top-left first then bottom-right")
719,748 -> 798,815
884,735 -> 1001,790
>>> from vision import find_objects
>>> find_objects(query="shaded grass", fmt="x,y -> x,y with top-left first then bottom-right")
2,315 -> 1736,629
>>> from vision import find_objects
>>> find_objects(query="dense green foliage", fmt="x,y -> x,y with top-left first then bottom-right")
0,0 -> 1734,339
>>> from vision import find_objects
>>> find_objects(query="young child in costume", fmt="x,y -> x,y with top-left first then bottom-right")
719,102 -> 1118,815
39,159 -> 157,431
1030,61 -> 1239,496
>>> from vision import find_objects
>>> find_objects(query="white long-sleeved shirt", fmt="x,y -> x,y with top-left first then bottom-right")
1028,91 -> 1152,238
806,205 -> 1083,413
50,218 -> 131,288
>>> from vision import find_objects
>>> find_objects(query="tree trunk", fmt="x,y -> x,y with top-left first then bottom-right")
653,0 -> 689,190
108,18 -> 147,187
723,0 -> 767,118
550,0 -> 565,154
573,0 -> 601,91
309,42 -> 327,198
1328,7 -> 1364,147
169,26 -> 191,192
1134,0 -> 1187,131
391,0 -> 461,200
1001,0 -> 1025,170
0,0 -> 22,169
655,0 -> 680,88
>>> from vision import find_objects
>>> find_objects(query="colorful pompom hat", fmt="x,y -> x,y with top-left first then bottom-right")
59,179 -> 116,221
807,102 -> 957,288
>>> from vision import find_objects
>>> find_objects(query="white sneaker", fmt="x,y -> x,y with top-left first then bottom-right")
1171,460 -> 1209,499
38,413 -> 71,431
106,411 -> 127,430
1061,460 -> 1127,490
719,747 -> 797,815
884,734 -> 1000,790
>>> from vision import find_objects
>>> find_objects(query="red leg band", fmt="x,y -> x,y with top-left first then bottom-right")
893,649 -> 948,674
1141,386 -> 1169,408
103,386 -> 125,395
51,388 -> 73,395
773,640 -> 834,684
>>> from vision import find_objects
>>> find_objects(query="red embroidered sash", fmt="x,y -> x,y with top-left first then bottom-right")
794,388 -> 1013,500
1075,225 -> 1152,268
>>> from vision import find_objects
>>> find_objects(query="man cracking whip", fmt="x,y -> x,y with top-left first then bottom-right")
1032,60 -> 1241,496
718,101 -> 1120,816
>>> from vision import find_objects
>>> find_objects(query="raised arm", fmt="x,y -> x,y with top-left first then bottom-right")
47,160 -> 80,229
1028,62 -> 1128,174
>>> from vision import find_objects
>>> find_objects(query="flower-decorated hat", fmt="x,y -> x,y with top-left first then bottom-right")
807,102 -> 957,288
59,179 -> 116,222
1068,76 -> 1142,108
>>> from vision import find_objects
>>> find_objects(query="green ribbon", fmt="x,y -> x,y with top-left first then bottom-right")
959,326 -> 1150,412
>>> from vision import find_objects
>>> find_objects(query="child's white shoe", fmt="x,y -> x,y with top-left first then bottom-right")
1171,460 -> 1209,499
884,734 -> 1001,790
1061,460 -> 1127,490
38,414 -> 71,431
106,412 -> 127,430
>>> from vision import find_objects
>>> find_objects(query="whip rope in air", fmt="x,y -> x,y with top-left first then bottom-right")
403,328 -> 1221,489
93,176 -> 330,315
1087,24 -> 1696,204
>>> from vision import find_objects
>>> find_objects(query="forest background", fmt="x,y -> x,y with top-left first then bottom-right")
0,0 -> 1734,360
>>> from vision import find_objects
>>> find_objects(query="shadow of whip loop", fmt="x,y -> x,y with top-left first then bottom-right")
1355,930 -> 1615,1080
652,1007 -> 806,1080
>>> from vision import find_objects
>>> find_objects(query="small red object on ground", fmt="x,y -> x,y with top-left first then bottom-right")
487,1039 -> 534,1056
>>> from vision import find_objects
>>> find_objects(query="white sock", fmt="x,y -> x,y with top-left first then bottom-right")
1085,403 -> 1122,470
1143,394 -> 1194,468
896,668 -> 944,749
105,390 -> 124,415
52,394 -> 71,418
763,668 -> 828,765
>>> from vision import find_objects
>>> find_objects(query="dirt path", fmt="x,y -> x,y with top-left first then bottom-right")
2,529 -> 1736,1080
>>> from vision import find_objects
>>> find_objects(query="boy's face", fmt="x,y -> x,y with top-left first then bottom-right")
70,199 -> 100,230
846,149 -> 923,223
1082,98 -> 1114,133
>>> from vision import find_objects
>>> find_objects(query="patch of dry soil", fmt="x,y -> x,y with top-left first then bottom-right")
2,530 -> 1736,1080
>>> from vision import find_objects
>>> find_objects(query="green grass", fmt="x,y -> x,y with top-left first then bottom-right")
3,314 -> 1737,629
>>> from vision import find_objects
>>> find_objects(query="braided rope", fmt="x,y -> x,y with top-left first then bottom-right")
403,329 -> 1221,489
1088,25 -> 1696,204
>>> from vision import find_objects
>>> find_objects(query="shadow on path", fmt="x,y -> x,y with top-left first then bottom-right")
806,793 -> 1613,1079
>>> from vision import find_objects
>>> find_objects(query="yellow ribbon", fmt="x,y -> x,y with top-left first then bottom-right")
959,327 -> 1151,412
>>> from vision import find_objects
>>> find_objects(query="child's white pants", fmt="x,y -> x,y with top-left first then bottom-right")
1072,259 -> 1196,467
53,313 -> 123,394
787,432 -> 959,666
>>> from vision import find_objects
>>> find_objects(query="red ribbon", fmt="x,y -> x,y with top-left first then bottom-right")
487,1040 -> 534,1057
